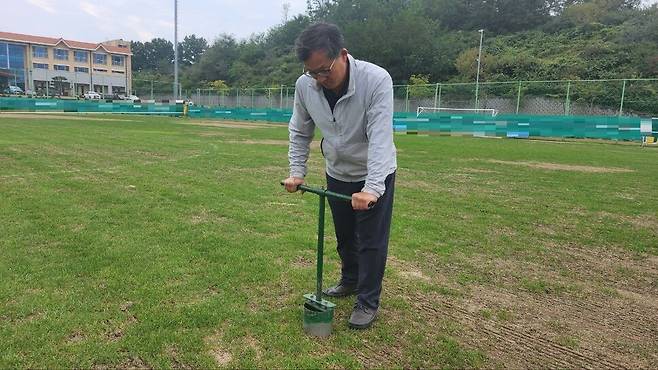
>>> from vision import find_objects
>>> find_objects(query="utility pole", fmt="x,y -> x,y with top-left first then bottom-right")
475,29 -> 484,110
173,0 -> 179,101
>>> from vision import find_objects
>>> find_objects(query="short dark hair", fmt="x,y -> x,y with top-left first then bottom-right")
295,22 -> 344,62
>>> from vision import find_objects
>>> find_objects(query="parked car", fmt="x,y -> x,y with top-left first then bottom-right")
83,91 -> 101,100
3,86 -> 23,95
124,94 -> 140,102
24,89 -> 36,97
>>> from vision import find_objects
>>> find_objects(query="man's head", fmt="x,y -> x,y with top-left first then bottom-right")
295,22 -> 349,91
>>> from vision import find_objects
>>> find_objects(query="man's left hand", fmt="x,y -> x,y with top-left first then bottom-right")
352,192 -> 378,210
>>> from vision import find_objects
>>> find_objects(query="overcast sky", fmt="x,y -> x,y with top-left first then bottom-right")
7,0 -> 309,44
6,0 -> 658,45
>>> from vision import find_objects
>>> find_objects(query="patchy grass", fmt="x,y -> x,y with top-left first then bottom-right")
0,114 -> 657,368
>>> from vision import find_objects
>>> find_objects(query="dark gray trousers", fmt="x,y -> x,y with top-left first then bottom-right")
326,172 -> 395,310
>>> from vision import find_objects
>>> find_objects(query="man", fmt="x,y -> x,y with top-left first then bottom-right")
282,22 -> 397,329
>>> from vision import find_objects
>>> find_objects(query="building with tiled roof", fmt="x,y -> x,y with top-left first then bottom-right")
0,31 -> 133,96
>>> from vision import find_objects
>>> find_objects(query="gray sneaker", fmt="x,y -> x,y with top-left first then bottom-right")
348,303 -> 377,329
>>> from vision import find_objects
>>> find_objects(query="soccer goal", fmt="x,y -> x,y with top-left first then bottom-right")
416,107 -> 499,117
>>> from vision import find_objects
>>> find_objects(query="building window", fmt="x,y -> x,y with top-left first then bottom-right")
0,43 -> 26,88
0,42 -> 7,69
74,66 -> 89,73
93,53 -> 107,65
111,55 -> 124,66
93,68 -> 107,72
111,70 -> 125,74
74,51 -> 88,63
54,48 -> 69,60
32,46 -> 48,58
8,44 -> 26,69
54,64 -> 70,71
33,63 -> 48,69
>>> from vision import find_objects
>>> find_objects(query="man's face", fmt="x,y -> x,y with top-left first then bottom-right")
304,49 -> 348,91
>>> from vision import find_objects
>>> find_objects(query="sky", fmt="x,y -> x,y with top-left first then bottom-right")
5,0 -> 658,45
6,0 -> 309,44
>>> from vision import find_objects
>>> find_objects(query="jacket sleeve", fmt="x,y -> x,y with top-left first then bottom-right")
288,79 -> 315,178
362,73 -> 395,198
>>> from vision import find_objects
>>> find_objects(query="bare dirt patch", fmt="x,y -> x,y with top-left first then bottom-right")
166,346 -> 193,370
379,241 -> 658,368
205,331 -> 233,366
484,159 -> 634,173
244,336 -> 263,361
67,331 -> 86,344
291,255 -> 313,268
198,131 -> 230,137
460,167 -> 498,174
625,214 -> 658,232
225,139 -> 320,149
93,356 -> 152,370
226,139 -> 287,146
0,113 -> 138,122
388,255 -> 432,282
184,120 -> 281,129
188,209 -> 228,225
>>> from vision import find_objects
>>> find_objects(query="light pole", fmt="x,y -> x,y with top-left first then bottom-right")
173,0 -> 179,101
475,29 -> 484,110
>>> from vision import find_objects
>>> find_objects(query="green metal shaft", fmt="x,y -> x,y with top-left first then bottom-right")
280,182 -> 353,303
316,194 -> 325,300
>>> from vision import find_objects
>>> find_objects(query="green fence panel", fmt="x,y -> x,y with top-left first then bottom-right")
0,97 -> 183,115
2,97 -> 655,141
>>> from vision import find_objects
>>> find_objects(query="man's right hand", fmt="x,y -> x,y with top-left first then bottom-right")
282,177 -> 305,193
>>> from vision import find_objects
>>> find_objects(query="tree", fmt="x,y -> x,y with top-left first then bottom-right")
130,38 -> 174,72
186,34 -> 240,84
148,38 -> 175,72
207,80 -> 230,90
408,74 -> 434,98
419,0 -> 552,34
179,35 -> 208,66
131,41 -> 147,72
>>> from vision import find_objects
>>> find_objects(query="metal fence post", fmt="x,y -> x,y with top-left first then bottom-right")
433,83 -> 439,108
565,81 -> 571,115
516,81 -> 522,114
236,88 -> 240,108
280,85 -> 284,109
619,79 -> 627,117
405,85 -> 409,112
150,80 -> 153,100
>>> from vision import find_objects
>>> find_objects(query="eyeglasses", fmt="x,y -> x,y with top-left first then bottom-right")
303,57 -> 337,79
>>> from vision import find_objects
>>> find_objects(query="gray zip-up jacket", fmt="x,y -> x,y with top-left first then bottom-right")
288,54 -> 397,198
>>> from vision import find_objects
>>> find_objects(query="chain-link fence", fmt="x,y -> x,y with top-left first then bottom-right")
131,78 -> 658,117
392,79 -> 658,117
180,87 -> 295,109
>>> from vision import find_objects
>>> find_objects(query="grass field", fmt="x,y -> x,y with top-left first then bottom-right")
1,113 -> 657,368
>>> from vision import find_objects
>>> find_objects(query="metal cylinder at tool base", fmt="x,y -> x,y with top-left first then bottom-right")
303,302 -> 334,337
